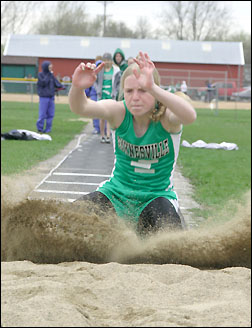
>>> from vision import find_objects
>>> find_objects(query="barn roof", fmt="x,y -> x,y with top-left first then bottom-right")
1,55 -> 38,65
3,34 -> 245,66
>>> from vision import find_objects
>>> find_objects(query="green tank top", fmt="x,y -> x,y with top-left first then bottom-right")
102,67 -> 113,99
97,100 -> 182,222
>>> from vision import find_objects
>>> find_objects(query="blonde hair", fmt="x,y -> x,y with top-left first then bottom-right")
174,91 -> 192,104
95,55 -> 102,61
119,63 -> 166,122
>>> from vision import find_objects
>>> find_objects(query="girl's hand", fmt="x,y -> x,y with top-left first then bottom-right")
133,52 -> 155,91
71,61 -> 105,90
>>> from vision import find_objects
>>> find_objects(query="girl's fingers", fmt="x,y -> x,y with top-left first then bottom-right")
135,58 -> 144,69
80,62 -> 85,71
144,53 -> 151,62
134,52 -> 154,69
86,62 -> 95,69
80,62 -> 101,72
139,51 -> 144,59
133,58 -> 142,69
133,68 -> 140,79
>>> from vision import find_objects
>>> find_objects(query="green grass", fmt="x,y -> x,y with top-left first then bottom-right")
177,108 -> 251,220
1,101 -> 87,175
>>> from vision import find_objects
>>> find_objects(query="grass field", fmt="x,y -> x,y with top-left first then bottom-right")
1,101 -> 251,220
1,101 -> 87,174
177,108 -> 251,218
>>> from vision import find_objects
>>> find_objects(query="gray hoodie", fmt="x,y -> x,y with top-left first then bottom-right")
94,64 -> 121,100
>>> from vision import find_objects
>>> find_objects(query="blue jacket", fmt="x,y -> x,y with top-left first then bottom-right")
85,86 -> 97,101
37,61 -> 64,97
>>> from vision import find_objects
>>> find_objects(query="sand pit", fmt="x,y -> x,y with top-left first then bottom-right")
2,261 -> 250,327
1,167 -> 251,327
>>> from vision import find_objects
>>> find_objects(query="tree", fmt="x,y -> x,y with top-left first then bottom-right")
135,17 -> 154,39
160,1 -> 232,41
34,1 -> 97,36
1,1 -> 41,44
104,20 -> 137,38
161,1 -> 191,40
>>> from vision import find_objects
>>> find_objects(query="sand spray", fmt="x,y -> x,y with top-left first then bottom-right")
1,176 -> 251,269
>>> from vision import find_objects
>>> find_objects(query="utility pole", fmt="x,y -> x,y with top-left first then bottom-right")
97,1 -> 113,36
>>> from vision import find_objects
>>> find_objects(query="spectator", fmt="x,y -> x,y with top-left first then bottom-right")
36,61 -> 65,133
85,59 -> 103,135
95,55 -> 103,62
175,81 -> 181,91
113,48 -> 128,100
168,84 -> 176,93
94,52 -> 121,143
205,80 -> 213,102
180,81 -> 188,95
85,85 -> 99,134
113,48 -> 128,73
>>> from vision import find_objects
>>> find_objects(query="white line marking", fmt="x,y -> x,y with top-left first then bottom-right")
45,180 -> 99,186
34,189 -> 89,195
53,172 -> 110,177
33,133 -> 87,191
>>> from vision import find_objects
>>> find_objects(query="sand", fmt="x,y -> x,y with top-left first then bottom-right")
1,137 -> 251,327
1,261 -> 250,327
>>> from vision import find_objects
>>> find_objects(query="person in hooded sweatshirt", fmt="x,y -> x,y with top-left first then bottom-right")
113,48 -> 128,73
36,61 -> 65,133
113,48 -> 128,101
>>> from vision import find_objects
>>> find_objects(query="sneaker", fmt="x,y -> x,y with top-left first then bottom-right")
100,136 -> 106,143
92,129 -> 99,134
105,137 -> 111,143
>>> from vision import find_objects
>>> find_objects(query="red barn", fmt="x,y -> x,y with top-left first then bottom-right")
3,34 -> 245,89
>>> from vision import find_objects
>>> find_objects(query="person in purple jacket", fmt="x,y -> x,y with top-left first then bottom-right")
84,59 -> 103,134
85,84 -> 100,134
36,61 -> 65,133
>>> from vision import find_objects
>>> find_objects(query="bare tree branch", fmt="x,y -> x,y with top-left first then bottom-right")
160,1 -> 233,41
135,17 -> 153,39
1,1 -> 42,37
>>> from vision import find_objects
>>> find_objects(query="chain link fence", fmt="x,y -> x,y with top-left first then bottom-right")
1,78 -> 251,112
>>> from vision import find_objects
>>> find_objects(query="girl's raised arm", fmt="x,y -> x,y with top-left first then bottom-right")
68,61 -> 124,128
69,62 -> 104,117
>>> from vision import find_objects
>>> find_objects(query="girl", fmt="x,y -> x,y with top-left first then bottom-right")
69,52 -> 197,233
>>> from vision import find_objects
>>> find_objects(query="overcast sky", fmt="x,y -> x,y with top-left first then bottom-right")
84,1 -> 251,34
2,0 -> 251,40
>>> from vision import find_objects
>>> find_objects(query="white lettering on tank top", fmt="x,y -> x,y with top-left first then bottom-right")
117,135 -> 170,160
